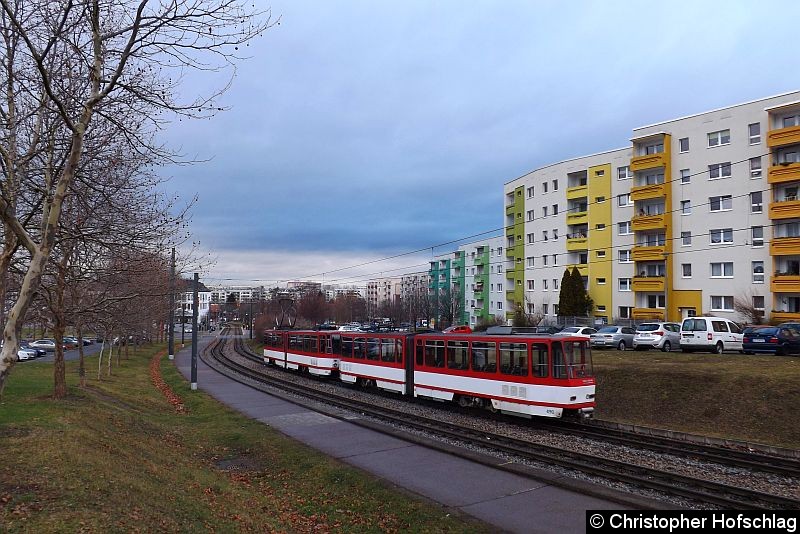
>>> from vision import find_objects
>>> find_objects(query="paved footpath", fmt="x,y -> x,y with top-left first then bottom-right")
175,335 -> 647,533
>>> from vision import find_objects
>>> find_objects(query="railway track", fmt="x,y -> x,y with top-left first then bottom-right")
203,331 -> 799,510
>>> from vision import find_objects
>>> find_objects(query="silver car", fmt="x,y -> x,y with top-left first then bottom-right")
590,326 -> 636,350
633,322 -> 682,352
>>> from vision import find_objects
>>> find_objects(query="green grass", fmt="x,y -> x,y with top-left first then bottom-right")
592,349 -> 800,448
0,347 -> 487,532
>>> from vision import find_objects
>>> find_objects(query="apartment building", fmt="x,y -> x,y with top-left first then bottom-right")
209,285 -> 266,304
504,90 -> 800,324
460,237 -> 506,326
366,277 -> 401,314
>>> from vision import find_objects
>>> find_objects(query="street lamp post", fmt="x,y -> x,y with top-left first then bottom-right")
181,303 -> 186,345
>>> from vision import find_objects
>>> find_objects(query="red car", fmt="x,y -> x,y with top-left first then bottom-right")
443,325 -> 473,334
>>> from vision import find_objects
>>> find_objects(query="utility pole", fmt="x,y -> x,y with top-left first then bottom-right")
181,303 -> 186,346
191,273 -> 199,390
249,298 -> 253,339
168,248 -> 175,360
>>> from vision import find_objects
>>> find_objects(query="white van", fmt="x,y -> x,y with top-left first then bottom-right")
679,316 -> 743,354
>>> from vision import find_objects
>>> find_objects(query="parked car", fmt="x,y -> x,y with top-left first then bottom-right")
632,322 -> 682,352
17,348 -> 36,361
531,325 -> 564,334
62,337 -> 79,349
19,342 -> 47,357
679,316 -> 743,354
29,339 -> 57,352
742,326 -> 800,355
443,325 -> 473,334
556,326 -> 597,337
590,326 -> 636,350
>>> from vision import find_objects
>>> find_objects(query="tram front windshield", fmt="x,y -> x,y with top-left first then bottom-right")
562,340 -> 593,379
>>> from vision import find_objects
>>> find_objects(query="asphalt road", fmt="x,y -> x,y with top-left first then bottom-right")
22,342 -> 118,363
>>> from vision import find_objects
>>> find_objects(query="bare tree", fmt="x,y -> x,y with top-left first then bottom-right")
734,289 -> 765,325
0,1 -> 274,393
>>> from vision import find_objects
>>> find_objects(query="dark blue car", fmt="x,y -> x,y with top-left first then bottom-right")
742,326 -> 800,355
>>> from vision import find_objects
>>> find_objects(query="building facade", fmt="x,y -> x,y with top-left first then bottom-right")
504,90 -> 800,324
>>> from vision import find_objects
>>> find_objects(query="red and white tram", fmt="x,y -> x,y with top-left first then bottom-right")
263,330 -> 595,419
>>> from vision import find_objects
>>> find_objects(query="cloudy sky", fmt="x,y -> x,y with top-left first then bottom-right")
161,0 -> 800,287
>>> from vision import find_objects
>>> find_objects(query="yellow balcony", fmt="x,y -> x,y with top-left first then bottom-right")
769,199 -> 800,220
566,185 -> 588,200
632,245 -> 666,261
771,274 -> 800,293
768,162 -> 800,185
632,276 -> 665,292
566,211 -> 588,225
632,213 -> 667,231
767,125 -> 800,148
566,237 -> 588,251
771,311 -> 800,323
631,182 -> 667,201
630,152 -> 667,172
771,236 -> 800,256
632,308 -> 665,320
565,263 -> 588,276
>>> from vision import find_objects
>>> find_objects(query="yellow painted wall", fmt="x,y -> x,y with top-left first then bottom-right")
587,164 -> 612,320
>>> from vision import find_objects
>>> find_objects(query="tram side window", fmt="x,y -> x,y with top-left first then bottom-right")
424,340 -> 445,367
552,342 -> 567,379
532,343 -> 548,378
353,338 -> 366,359
289,335 -> 301,350
265,334 -> 282,348
396,340 -> 403,364
381,339 -> 396,362
319,336 -> 329,354
304,335 -> 318,353
499,342 -> 527,375
447,341 -> 469,370
416,342 -> 424,365
341,336 -> 353,358
471,341 -> 497,373
367,338 -> 381,361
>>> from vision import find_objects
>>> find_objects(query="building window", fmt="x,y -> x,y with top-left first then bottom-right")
497,301 -> 503,310
552,204 -> 559,216
596,250 -> 606,258
595,169 -> 604,177
552,254 -> 558,265
647,295 -> 666,308
681,231 -> 692,246
619,250 -> 632,263
596,196 -> 606,203
711,262 -> 734,278
748,123 -> 761,144
707,129 -> 730,147
711,295 -> 734,311
527,280 -> 534,290
681,200 -> 692,215
542,255 -> 548,266
552,179 -> 558,191
541,230 -> 547,242
619,278 -> 632,291
527,186 -> 534,198
783,115 -> 800,128
752,261 -> 765,284
682,264 -> 692,278
619,306 -> 633,319
618,221 -> 632,235
542,206 -> 548,217
750,191 -> 763,213
527,209 -> 534,221
709,195 -> 732,212
597,305 -> 606,312
543,279 -> 549,290
595,223 -> 606,230
753,295 -> 765,311
542,303 -> 549,314
552,229 -> 558,240
617,193 -> 632,207
597,277 -> 606,285
553,304 -> 559,316
710,228 -> 734,244
679,137 -> 689,152
643,142 -> 663,155
527,233 -> 535,244
750,157 -> 762,178
680,169 -> 691,184
553,278 -> 559,290
751,226 -> 764,247
526,256 -> 534,267
498,283 -> 503,291
617,166 -> 632,180
542,182 -> 548,193
709,162 -> 732,180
